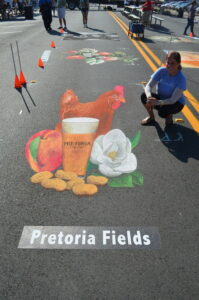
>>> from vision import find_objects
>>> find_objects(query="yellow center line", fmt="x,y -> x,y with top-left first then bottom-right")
109,11 -> 199,133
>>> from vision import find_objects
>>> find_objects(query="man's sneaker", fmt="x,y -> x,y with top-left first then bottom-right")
63,26 -> 67,31
58,26 -> 63,29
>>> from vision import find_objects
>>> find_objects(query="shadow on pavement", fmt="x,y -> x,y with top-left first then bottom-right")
154,123 -> 199,162
87,26 -> 105,32
16,87 -> 36,113
142,37 -> 155,43
147,25 -> 173,35
49,29 -> 63,36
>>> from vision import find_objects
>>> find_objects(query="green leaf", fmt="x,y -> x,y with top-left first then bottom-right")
90,172 -> 103,177
130,131 -> 141,149
108,174 -> 134,188
113,51 -> 126,57
131,171 -> 144,186
29,136 -> 40,161
86,160 -> 97,172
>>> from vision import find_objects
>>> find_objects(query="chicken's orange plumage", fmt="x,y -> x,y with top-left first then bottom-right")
56,86 -> 126,137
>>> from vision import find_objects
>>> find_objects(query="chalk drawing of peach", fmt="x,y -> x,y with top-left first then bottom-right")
25,130 -> 62,172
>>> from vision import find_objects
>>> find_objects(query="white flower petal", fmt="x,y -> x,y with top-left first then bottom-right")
94,135 -> 104,148
126,138 -> 132,154
114,153 -> 137,173
99,164 -> 122,177
103,129 -> 126,149
100,155 -> 121,168
90,142 -> 103,164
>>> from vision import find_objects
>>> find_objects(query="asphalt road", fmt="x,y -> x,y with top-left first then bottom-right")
0,7 -> 199,300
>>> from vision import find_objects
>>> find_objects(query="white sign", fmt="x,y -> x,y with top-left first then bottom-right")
18,226 -> 161,249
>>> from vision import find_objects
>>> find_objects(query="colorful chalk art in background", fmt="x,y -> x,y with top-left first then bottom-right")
25,87 -> 144,197
179,51 -> 199,69
150,35 -> 198,43
63,32 -> 120,41
65,48 -> 138,65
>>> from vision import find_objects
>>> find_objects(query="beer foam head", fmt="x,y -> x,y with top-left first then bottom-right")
62,117 -> 99,134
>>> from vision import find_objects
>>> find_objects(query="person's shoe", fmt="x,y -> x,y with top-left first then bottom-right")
63,26 -> 67,31
141,116 -> 155,125
58,26 -> 63,29
183,32 -> 187,35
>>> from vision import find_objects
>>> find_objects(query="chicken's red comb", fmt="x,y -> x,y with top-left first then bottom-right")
114,85 -> 124,97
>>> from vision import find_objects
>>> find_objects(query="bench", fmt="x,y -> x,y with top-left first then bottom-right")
151,15 -> 164,26
128,14 -> 140,22
122,9 -> 131,17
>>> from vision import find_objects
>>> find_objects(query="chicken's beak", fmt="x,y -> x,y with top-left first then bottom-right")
119,97 -> 126,103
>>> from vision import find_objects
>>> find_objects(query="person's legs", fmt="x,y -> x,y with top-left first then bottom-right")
146,11 -> 150,27
63,17 -> 66,29
184,18 -> 190,34
57,8 -> 62,28
190,19 -> 194,34
140,92 -> 158,124
82,10 -> 86,26
42,12 -> 49,31
52,7 -> 55,16
46,8 -> 52,30
85,10 -> 88,26
157,102 -> 184,125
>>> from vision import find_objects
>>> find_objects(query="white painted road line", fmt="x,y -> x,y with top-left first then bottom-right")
41,50 -> 51,62
0,25 -> 35,28
0,31 -> 22,34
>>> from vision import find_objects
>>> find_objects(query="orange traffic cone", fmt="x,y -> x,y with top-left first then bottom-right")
190,32 -> 193,37
60,28 -> 64,33
38,58 -> 44,68
19,71 -> 27,85
51,41 -> 56,48
14,74 -> 22,88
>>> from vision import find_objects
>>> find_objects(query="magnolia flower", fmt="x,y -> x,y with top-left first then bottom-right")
90,129 -> 137,177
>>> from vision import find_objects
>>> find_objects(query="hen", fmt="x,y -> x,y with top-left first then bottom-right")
56,86 -> 126,137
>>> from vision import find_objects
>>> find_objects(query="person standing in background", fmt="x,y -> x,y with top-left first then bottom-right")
79,0 -> 89,28
57,0 -> 67,30
142,0 -> 152,27
183,1 -> 197,37
39,0 -> 52,32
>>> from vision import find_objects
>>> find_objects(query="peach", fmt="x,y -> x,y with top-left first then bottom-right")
25,130 -> 62,172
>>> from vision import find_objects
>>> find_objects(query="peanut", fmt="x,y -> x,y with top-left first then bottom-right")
30,171 -> 53,183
